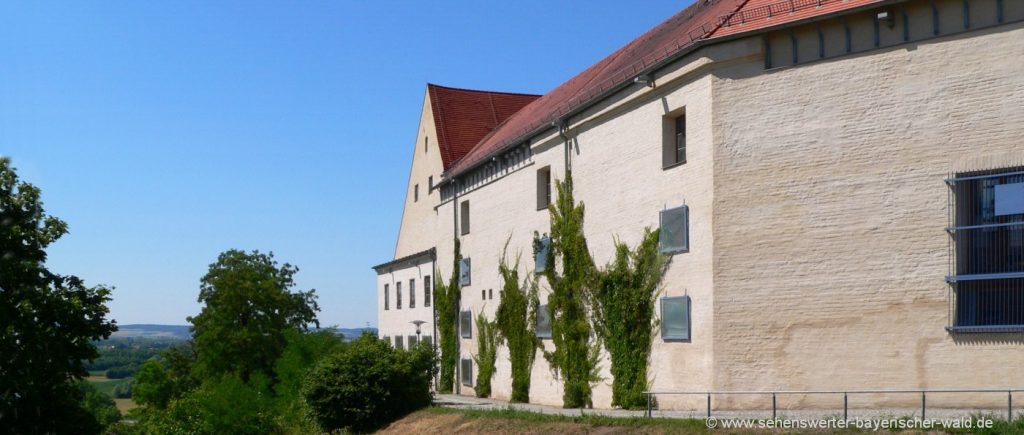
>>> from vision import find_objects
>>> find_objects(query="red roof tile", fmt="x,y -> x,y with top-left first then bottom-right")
447,0 -> 885,176
427,84 -> 540,170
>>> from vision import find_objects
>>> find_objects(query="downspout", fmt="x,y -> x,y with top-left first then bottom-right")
452,178 -> 461,395
431,251 -> 438,392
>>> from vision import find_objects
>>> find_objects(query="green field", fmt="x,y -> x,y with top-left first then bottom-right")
87,372 -> 135,414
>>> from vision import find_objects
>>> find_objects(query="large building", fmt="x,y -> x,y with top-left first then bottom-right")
373,0 -> 1024,410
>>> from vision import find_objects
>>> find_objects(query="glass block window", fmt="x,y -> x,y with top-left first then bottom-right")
460,310 -> 472,339
460,358 -> 473,386
661,296 -> 691,341
536,304 -> 552,339
535,236 -> 551,273
660,205 -> 689,254
459,258 -> 472,286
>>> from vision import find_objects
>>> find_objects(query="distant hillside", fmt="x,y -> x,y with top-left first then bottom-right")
112,324 -> 191,339
110,324 -> 377,341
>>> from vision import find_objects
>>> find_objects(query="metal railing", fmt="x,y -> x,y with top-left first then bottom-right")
643,388 -> 1024,421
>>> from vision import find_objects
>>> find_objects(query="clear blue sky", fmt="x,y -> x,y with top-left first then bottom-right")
1,1 -> 689,328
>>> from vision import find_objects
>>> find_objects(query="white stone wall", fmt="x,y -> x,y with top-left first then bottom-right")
376,257 -> 436,347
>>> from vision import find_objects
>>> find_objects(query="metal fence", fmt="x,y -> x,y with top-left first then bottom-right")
643,388 -> 1024,421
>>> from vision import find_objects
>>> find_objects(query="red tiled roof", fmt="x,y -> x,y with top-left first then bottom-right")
427,84 -> 540,170
446,0 -> 886,176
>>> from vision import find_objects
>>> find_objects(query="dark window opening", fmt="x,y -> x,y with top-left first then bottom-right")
663,112 -> 687,168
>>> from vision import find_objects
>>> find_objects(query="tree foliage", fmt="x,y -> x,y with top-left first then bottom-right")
302,334 -> 434,433
494,245 -> 540,403
433,239 -> 462,393
538,171 -> 601,408
590,228 -> 667,409
133,360 -> 175,409
0,157 -> 118,433
472,311 -> 501,398
188,249 -> 319,381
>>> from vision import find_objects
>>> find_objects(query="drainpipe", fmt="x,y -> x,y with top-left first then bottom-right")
431,250 -> 438,392
452,178 -> 461,395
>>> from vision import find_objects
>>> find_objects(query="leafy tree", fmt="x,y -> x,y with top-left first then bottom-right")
133,360 -> 174,409
273,329 -> 345,432
590,229 -> 667,409
538,171 -> 601,408
188,250 -> 320,381
140,374 -> 279,434
433,239 -> 462,393
494,246 -> 540,403
472,312 -> 501,398
0,157 -> 118,433
79,381 -> 121,430
302,334 -> 434,433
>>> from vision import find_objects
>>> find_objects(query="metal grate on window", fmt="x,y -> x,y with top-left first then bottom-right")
661,295 -> 691,341
460,310 -> 472,339
460,358 -> 473,386
659,205 -> 690,254
535,304 -> 552,339
459,258 -> 472,286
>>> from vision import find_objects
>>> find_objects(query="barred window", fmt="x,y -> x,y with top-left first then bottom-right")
947,167 -> 1024,332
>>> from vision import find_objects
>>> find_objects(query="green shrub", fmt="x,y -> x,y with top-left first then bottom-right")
138,374 -> 279,434
473,312 -> 501,398
301,334 -> 435,432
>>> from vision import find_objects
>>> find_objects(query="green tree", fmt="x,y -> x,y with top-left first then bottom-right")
273,329 -> 345,432
140,374 -> 279,435
133,360 -> 175,409
494,246 -> 540,403
433,239 -> 462,393
538,171 -> 601,408
472,312 -> 501,398
0,157 -> 118,433
79,381 -> 121,430
590,229 -> 667,409
188,250 -> 320,381
302,334 -> 434,433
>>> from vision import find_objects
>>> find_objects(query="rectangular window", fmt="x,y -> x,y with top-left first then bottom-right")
488,288 -> 493,300
394,335 -> 404,350
535,236 -> 551,273
482,289 -> 486,300
537,166 -> 552,209
414,184 -> 419,202
409,279 -> 416,309
947,167 -> 1024,332
384,284 -> 389,310
396,281 -> 403,309
663,112 -> 687,168
459,257 -> 471,286
460,201 -> 471,235
460,358 -> 473,386
535,304 -> 552,339
429,175 -> 434,192
460,310 -> 472,339
661,295 -> 691,340
424,275 -> 432,307
659,205 -> 690,254
422,335 -> 433,347
424,136 -> 429,153
408,335 -> 418,348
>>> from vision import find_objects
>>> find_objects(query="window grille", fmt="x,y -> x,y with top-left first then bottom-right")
661,296 -> 691,340
947,167 -> 1024,332
536,304 -> 552,339
660,205 -> 690,254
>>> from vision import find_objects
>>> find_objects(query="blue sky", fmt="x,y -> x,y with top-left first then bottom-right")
1,1 -> 689,327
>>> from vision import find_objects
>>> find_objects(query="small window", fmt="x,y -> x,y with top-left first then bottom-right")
535,304 -> 552,339
396,281 -> 403,309
424,276 -> 432,307
384,284 -> 389,310
414,184 -> 419,202
488,288 -> 493,300
394,335 -> 405,350
424,136 -> 429,153
661,296 -> 691,341
409,279 -> 416,309
459,258 -> 471,286
537,166 -> 552,209
482,289 -> 486,300
460,310 -> 472,339
408,335 -> 418,347
460,201 -> 471,235
429,176 -> 434,192
460,358 -> 473,386
535,236 -> 551,273
659,205 -> 689,254
663,112 -> 687,168
422,335 -> 433,347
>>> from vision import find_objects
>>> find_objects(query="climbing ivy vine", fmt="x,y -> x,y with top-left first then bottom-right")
494,243 -> 540,403
538,171 -> 601,408
590,228 -> 667,409
433,238 -> 461,393
472,311 -> 501,398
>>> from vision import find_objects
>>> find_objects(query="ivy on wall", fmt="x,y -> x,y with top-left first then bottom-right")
433,239 -> 461,393
538,172 -> 602,408
494,244 -> 540,403
472,311 -> 501,398
590,228 -> 667,409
